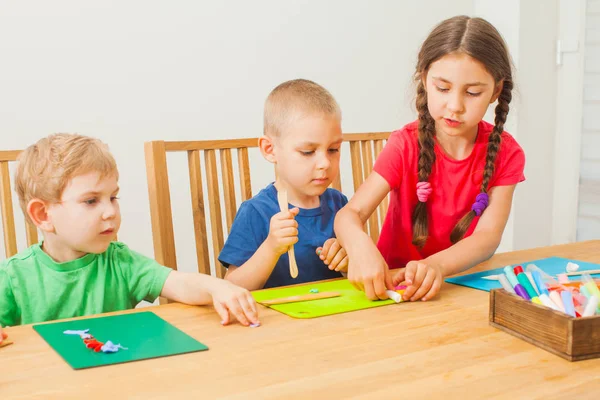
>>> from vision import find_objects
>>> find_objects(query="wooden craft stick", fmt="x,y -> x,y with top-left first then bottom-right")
259,291 -> 341,306
276,189 -> 299,279
0,340 -> 14,349
565,269 -> 600,277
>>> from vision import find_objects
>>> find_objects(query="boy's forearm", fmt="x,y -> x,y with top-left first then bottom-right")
425,231 -> 500,277
161,271 -> 214,305
225,240 -> 281,290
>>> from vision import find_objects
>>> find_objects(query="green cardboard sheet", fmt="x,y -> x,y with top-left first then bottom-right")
33,311 -> 208,369
252,278 -> 401,318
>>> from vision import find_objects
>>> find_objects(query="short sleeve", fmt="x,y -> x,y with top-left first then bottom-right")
112,243 -> 172,303
218,202 -> 267,269
373,127 -> 415,189
0,268 -> 19,327
341,193 -> 349,207
490,134 -> 526,187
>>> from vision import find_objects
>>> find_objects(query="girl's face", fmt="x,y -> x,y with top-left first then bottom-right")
424,52 -> 502,140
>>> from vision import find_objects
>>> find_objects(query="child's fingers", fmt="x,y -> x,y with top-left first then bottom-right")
423,278 -> 442,301
373,275 -> 390,300
410,269 -> 436,301
213,301 -> 231,326
384,269 -> 395,291
324,241 -> 341,265
348,267 -> 365,292
319,238 -> 335,260
402,263 -> 422,300
276,227 -> 298,238
404,262 -> 417,286
334,255 -> 348,272
328,248 -> 346,270
363,278 -> 378,300
392,268 -> 406,286
239,295 -> 260,325
227,300 -> 250,326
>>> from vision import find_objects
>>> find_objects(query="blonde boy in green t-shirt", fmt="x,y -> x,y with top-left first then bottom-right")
0,134 -> 259,343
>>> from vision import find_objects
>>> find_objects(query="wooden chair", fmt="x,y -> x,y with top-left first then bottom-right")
144,132 -> 390,277
0,150 -> 39,259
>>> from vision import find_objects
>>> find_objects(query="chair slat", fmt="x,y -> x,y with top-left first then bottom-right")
25,221 -> 38,247
144,141 -> 178,271
204,149 -> 225,278
373,139 -> 389,227
237,148 -> 252,201
360,141 -> 379,242
0,161 -> 18,258
220,149 -> 237,233
349,141 -> 363,192
188,150 -> 211,275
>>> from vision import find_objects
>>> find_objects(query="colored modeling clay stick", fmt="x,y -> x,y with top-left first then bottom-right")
582,296 -> 599,317
549,291 -> 566,312
385,290 -> 403,303
525,272 -> 540,295
561,291 -> 576,317
498,274 -> 515,294
580,285 -> 591,299
503,266 -> 519,288
538,294 -> 561,311
514,284 -> 531,301
581,274 -> 600,298
513,265 -> 524,275
531,297 -> 543,306
516,272 -> 538,299
531,270 -> 549,296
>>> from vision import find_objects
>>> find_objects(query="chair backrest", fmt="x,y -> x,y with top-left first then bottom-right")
144,132 -> 390,277
0,150 -> 39,259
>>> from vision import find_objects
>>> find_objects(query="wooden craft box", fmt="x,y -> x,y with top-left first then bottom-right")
489,289 -> 600,361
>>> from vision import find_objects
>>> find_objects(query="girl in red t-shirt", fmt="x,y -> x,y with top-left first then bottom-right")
335,16 -> 525,302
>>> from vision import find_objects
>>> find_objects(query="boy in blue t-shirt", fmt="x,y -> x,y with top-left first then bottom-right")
220,79 -> 348,289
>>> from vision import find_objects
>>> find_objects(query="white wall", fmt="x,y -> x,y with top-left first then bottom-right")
1,0 -> 475,271
0,1 -> 577,271
577,0 -> 600,241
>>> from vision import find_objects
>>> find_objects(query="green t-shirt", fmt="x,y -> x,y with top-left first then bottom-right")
0,242 -> 172,326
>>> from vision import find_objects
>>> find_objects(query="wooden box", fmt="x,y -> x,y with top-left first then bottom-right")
489,289 -> 600,361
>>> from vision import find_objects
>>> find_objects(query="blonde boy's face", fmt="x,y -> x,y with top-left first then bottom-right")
45,171 -> 121,258
274,112 -> 342,200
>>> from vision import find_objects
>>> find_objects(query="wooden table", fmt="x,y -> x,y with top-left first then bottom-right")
2,241 -> 600,399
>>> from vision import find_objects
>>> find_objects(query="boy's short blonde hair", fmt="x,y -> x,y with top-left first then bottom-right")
15,133 -> 118,221
264,79 -> 341,138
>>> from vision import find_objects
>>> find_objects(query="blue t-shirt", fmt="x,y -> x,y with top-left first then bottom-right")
218,183 -> 348,288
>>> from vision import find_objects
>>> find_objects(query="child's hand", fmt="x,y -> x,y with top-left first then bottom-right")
266,207 -> 300,256
347,236 -> 394,300
0,325 -> 7,344
392,261 -> 443,301
316,238 -> 348,272
209,279 -> 260,327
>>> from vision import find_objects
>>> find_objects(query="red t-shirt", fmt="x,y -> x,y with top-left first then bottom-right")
373,120 -> 526,269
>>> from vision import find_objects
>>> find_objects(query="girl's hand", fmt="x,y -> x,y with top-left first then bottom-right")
347,236 -> 394,300
392,261 -> 443,301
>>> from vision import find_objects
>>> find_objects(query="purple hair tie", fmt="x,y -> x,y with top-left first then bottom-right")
471,193 -> 489,216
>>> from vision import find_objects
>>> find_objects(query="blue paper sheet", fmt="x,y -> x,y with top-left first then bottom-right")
445,257 -> 600,292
